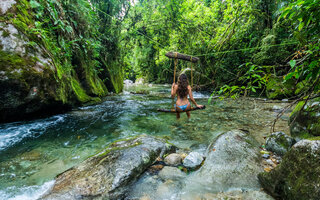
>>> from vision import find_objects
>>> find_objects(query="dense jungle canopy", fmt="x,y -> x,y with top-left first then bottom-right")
120,0 -> 320,100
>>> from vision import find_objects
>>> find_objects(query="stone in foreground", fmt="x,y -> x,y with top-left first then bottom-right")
164,153 -> 182,166
258,139 -> 320,200
182,151 -> 204,169
158,166 -> 186,181
181,130 -> 268,197
41,135 -> 175,200
265,132 -> 296,156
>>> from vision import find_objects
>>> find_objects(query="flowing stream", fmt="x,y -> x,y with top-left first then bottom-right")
0,84 -> 290,199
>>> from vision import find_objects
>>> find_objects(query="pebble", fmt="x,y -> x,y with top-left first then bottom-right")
164,153 -> 182,166
183,152 -> 204,169
266,159 -> 273,165
262,154 -> 270,159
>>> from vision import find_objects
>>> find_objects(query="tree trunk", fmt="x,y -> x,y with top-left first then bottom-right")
165,52 -> 200,63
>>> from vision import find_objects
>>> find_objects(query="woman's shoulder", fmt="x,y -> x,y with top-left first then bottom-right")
187,85 -> 192,90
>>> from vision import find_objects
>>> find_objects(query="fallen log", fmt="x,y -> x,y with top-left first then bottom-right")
165,52 -> 199,63
157,105 -> 206,113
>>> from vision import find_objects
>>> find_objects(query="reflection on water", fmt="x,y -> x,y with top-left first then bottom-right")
0,84 -> 290,199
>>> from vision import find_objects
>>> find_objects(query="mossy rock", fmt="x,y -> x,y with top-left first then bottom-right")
289,98 -> 320,139
258,140 -> 320,200
266,75 -> 295,99
265,132 -> 296,156
41,135 -> 176,200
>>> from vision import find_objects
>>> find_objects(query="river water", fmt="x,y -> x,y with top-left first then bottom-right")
0,84 -> 290,199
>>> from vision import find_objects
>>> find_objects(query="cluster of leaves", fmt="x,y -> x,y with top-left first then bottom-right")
282,0 -> 320,97
211,63 -> 268,101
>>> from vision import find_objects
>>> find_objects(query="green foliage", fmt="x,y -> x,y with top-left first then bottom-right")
281,0 -> 320,97
6,0 -> 128,104
210,63 -> 268,100
122,0 -> 298,91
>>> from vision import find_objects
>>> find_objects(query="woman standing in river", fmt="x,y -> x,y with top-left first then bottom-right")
171,74 -> 204,119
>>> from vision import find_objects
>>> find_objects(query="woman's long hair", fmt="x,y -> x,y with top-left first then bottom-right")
177,74 -> 189,98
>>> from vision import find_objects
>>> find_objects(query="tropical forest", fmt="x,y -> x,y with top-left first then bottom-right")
0,0 -> 319,199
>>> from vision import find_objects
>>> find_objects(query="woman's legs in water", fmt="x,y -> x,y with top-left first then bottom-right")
176,112 -> 180,119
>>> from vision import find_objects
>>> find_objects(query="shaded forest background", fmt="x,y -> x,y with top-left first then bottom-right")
9,0 -> 320,100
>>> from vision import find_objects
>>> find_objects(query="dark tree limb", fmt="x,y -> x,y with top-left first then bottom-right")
165,52 -> 199,63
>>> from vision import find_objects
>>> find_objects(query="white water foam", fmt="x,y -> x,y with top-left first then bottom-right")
0,180 -> 55,200
0,116 -> 64,151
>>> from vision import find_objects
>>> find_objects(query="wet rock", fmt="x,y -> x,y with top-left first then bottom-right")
262,154 -> 270,159
265,132 -> 296,156
155,180 -> 181,200
258,139 -> 320,200
158,166 -> 186,181
164,153 -> 182,166
21,150 -> 41,161
181,130 -> 265,196
139,194 -> 151,200
182,190 -> 274,200
41,135 -> 175,200
0,20 -> 67,122
289,98 -> 320,139
148,164 -> 164,174
182,152 -> 203,169
0,0 -> 16,14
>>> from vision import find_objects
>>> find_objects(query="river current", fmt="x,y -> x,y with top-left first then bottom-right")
0,84 -> 290,199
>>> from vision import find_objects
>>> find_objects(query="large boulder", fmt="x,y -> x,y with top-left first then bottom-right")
0,1 -> 69,122
41,135 -> 175,200
258,139 -> 320,200
265,132 -> 296,156
289,98 -> 320,139
181,130 -> 272,198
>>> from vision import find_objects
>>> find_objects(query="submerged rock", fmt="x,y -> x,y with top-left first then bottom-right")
181,130 -> 269,197
265,132 -> 296,156
158,166 -> 186,181
182,152 -> 204,169
182,190 -> 274,200
258,139 -> 320,200
289,98 -> 320,139
164,153 -> 182,166
41,135 -> 175,200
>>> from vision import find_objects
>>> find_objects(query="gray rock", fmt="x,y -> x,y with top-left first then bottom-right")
164,153 -> 182,166
259,139 -> 320,200
265,132 -> 296,156
0,0 -> 16,14
158,166 -> 186,181
262,154 -> 270,159
182,189 -> 274,200
181,130 -> 265,196
182,152 -> 203,169
41,135 -> 175,200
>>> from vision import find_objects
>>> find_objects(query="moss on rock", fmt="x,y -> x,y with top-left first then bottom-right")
258,140 -> 320,200
289,98 -> 320,139
266,75 -> 295,99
